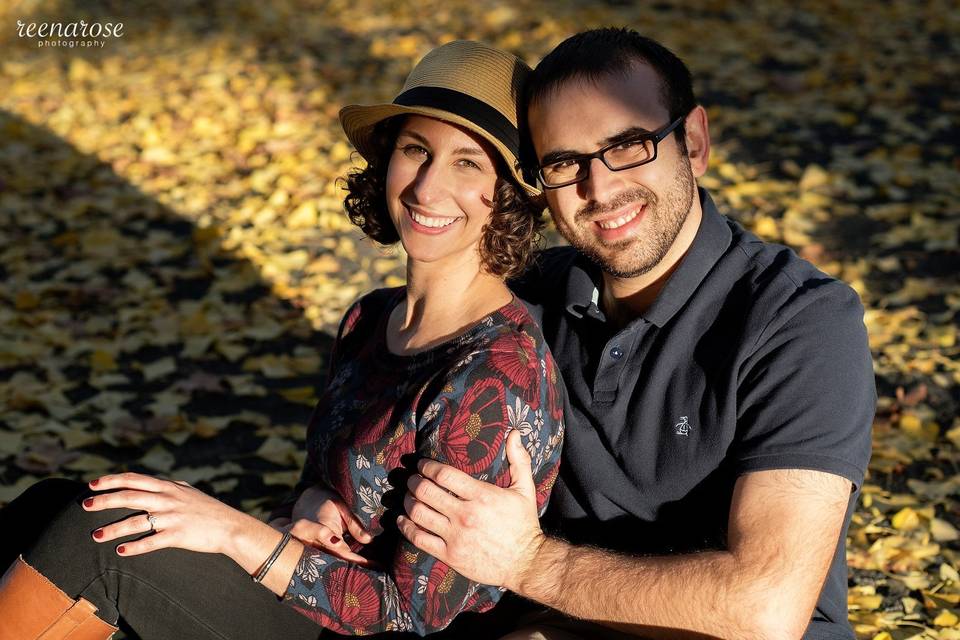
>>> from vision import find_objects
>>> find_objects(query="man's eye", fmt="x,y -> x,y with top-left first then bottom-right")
615,139 -> 643,150
551,159 -> 579,170
458,159 -> 481,170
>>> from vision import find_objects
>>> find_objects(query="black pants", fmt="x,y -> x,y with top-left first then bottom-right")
0,478 -> 325,640
1,478 -> 527,639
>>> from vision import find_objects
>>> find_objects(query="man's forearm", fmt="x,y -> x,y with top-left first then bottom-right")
514,536 -> 779,640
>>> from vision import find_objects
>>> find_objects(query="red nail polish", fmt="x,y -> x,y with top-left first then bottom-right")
90,479 -> 99,487
83,498 -> 94,508
117,545 -> 125,554
330,536 -> 340,544
93,529 -> 104,539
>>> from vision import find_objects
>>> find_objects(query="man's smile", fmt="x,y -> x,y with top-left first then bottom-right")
594,204 -> 645,230
585,203 -> 647,242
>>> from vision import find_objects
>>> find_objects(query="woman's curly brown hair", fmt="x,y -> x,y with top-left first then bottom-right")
342,116 -> 546,280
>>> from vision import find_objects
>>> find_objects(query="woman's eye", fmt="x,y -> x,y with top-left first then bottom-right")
458,159 -> 481,170
401,145 -> 428,159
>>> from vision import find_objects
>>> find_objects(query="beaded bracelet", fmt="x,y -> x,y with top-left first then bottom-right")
253,531 -> 291,584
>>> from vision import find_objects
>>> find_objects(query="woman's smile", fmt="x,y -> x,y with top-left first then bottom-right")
386,115 -> 498,263
404,203 -> 464,233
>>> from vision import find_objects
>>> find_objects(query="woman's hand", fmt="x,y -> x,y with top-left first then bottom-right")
285,486 -> 375,566
83,472 -> 255,557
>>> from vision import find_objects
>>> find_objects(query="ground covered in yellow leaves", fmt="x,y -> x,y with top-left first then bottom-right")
1,1 -> 957,638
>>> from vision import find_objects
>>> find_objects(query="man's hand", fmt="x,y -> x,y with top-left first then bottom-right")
397,430 -> 545,591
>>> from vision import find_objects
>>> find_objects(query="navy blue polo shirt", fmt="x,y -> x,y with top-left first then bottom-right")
512,188 -> 876,640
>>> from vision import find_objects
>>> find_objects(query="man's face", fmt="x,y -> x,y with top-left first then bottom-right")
528,63 -> 697,278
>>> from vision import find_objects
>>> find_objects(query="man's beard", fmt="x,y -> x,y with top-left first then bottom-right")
557,158 -> 696,279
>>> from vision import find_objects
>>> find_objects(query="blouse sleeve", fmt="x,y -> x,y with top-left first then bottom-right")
281,328 -> 565,635
267,299 -> 365,521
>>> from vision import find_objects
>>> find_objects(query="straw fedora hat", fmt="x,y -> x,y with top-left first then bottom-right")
339,40 -> 540,195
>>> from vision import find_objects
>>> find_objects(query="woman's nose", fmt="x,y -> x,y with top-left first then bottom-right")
411,160 -> 447,205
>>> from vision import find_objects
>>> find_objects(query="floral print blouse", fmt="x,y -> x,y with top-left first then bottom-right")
269,288 -> 565,635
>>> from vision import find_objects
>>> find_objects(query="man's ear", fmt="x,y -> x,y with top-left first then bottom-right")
683,105 -> 710,178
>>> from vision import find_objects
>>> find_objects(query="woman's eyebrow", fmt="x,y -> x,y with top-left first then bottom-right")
396,130 -> 486,158
397,129 -> 430,146
453,146 -> 486,157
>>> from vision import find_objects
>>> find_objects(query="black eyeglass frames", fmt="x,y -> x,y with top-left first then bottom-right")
535,115 -> 685,189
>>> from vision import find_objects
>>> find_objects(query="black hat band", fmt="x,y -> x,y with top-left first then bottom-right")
393,86 -> 520,158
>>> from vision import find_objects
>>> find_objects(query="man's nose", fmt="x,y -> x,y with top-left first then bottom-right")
578,156 -> 626,204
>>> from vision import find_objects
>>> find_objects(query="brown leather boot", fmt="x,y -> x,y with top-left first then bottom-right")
0,555 -> 118,640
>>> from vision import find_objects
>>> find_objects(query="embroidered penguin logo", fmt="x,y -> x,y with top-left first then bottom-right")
674,416 -> 690,436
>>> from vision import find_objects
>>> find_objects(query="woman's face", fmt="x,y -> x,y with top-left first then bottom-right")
385,115 -> 500,271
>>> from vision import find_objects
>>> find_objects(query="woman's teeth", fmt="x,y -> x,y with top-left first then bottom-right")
597,207 -> 641,230
410,210 -> 460,228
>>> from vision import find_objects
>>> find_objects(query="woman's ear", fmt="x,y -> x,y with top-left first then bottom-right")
683,105 -> 711,178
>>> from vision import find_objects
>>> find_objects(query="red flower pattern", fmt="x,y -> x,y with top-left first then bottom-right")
545,352 -> 564,420
437,377 -> 508,476
423,561 -> 467,629
324,566 -> 385,631
282,289 -> 564,635
376,423 -> 416,471
488,331 -> 541,409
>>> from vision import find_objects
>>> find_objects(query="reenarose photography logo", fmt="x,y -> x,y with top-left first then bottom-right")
16,19 -> 124,48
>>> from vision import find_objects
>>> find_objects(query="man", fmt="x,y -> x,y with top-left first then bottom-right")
397,28 -> 875,640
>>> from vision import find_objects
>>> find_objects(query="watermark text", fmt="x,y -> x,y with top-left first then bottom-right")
17,19 -> 124,48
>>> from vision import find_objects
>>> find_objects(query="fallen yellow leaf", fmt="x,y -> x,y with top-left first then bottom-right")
932,518 -> 960,543
14,290 -> 40,310
934,609 -> 959,627
891,507 -> 921,531
90,350 -> 117,372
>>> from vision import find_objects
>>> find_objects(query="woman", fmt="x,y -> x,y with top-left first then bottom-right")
0,41 -> 564,639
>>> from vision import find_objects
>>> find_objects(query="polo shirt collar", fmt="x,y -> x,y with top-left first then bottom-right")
564,187 -> 733,328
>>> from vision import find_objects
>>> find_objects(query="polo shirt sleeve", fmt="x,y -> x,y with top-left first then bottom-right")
732,280 -> 876,489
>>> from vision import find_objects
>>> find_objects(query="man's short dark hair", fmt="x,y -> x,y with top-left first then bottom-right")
526,28 -> 697,149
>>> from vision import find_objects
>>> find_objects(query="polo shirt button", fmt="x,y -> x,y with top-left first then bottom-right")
609,346 -> 624,360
